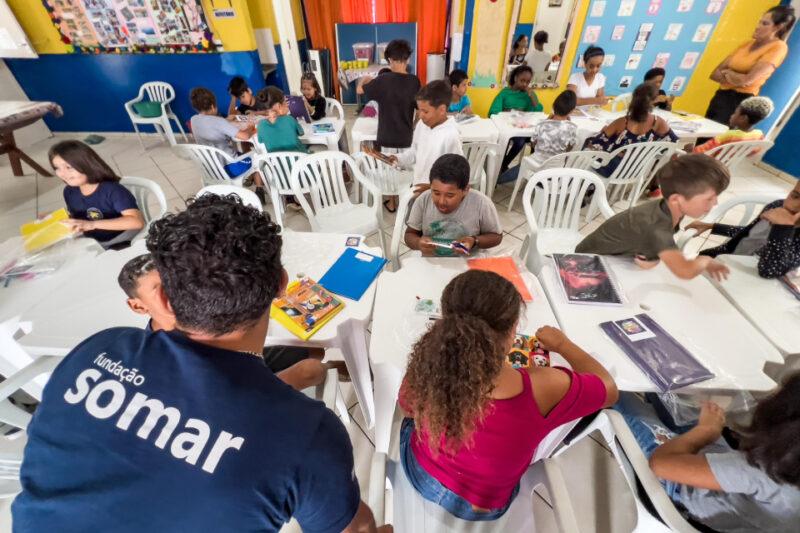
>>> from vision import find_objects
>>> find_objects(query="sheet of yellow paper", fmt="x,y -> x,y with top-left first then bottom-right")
20,208 -> 72,253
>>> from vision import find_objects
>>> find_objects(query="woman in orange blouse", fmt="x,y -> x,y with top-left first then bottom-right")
705,6 -> 795,125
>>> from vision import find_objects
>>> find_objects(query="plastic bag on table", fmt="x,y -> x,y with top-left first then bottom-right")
0,234 -> 82,286
654,390 -> 757,427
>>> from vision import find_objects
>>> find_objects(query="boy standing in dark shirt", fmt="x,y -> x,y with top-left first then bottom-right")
357,39 -> 421,150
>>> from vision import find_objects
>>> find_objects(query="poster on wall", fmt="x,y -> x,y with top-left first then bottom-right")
41,0 -> 217,54
471,0 -> 509,88
576,0 -> 724,96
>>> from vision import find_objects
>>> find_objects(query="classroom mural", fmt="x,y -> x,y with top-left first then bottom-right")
470,0 -> 509,88
574,0 -> 725,96
41,0 -> 217,53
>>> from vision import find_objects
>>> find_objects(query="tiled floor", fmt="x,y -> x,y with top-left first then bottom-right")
1,108 -> 796,529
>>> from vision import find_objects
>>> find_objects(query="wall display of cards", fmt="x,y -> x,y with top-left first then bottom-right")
41,0 -> 217,54
574,0 -> 724,96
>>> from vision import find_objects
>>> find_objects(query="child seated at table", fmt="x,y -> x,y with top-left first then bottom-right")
48,140 -> 143,248
227,76 -> 267,117
357,40 -> 421,150
693,96 -> 773,154
497,90 -> 578,185
405,154 -> 502,256
384,80 -> 463,193
576,154 -> 731,281
399,270 -> 618,521
300,72 -> 326,121
448,69 -> 473,115
190,87 -> 256,157
643,68 -> 674,111
614,373 -> 800,532
489,65 -> 544,173
686,180 -> 800,278
117,253 -> 330,391
256,86 -> 309,154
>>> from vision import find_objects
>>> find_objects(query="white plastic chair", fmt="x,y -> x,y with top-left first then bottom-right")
676,193 -> 778,250
507,150 -> 604,211
290,152 -> 386,254
197,184 -> 263,212
124,81 -> 187,149
597,141 -> 679,212
179,144 -> 258,188
521,168 -> 615,273
462,142 -> 500,195
610,92 -> 633,112
705,139 -> 774,175
301,367 -> 350,427
353,152 -> 414,202
325,97 -> 345,120
255,152 -> 312,226
0,320 -> 62,498
534,410 -> 701,532
388,190 -> 417,271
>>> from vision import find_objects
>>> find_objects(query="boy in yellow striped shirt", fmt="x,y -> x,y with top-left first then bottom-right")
694,96 -> 773,154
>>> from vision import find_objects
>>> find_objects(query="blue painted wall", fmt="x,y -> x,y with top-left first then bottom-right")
764,109 -> 800,179
5,51 -> 265,132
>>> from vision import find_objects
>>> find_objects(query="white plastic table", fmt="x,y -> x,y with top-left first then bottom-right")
0,236 -> 103,325
710,255 -> 800,357
368,257 -> 568,458
349,116 -> 499,152
540,256 -> 783,393
300,117 -> 345,151
18,232 -> 384,428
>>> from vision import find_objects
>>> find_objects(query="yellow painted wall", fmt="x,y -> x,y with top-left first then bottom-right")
246,0 -> 305,40
201,0 -> 255,51
673,0 -> 779,114
7,0 -> 69,54
519,0 -> 538,24
468,0 -> 589,116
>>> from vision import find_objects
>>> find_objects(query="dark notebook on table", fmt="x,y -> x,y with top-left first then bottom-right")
600,313 -> 715,392
553,253 -> 623,305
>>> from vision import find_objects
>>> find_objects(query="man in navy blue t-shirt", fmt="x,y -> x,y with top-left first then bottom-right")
13,195 -> 389,533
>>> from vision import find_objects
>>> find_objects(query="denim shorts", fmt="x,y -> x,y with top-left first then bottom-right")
399,418 -> 519,521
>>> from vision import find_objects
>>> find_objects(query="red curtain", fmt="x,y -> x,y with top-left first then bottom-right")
341,0 -> 375,23
303,0 -> 343,96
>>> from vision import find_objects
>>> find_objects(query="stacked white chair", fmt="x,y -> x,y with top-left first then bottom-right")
353,152 -> 414,204
462,142 -> 500,195
180,144 -> 258,188
124,82 -> 187,149
290,152 -> 386,253
388,189 -> 417,271
705,139 -> 774,176
507,150 -> 603,211
521,168 -> 615,273
119,176 -> 168,246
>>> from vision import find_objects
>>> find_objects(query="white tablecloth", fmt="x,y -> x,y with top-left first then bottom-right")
350,117 -> 500,152
540,256 -> 782,393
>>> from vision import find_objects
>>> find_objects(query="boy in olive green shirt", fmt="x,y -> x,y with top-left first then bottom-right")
576,154 -> 731,281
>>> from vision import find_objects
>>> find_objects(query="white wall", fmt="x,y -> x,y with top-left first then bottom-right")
533,0 -> 576,54
0,59 -> 51,149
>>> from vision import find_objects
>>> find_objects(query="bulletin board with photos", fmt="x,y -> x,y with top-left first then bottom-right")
41,0 -> 217,54
574,0 -> 726,97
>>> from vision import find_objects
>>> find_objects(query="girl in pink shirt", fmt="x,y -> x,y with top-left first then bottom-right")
399,270 -> 618,520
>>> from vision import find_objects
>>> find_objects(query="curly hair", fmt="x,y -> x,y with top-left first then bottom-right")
738,96 -> 774,126
146,194 -> 283,336
737,371 -> 800,487
403,270 -> 523,454
507,65 -> 533,87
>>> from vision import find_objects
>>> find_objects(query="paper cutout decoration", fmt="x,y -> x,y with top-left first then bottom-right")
707,0 -> 724,14
612,25 -> 626,40
619,75 -> 633,89
664,23 -> 682,41
618,0 -> 636,17
625,54 -> 642,70
653,53 -> 670,69
591,0 -> 606,17
678,0 -> 694,12
680,51 -> 699,69
692,24 -> 713,42
603,54 -> 616,67
583,25 -> 601,44
670,76 -> 687,92
633,23 -> 654,52
647,0 -> 662,15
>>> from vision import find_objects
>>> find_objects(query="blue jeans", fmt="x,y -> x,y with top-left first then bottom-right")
399,418 -> 519,521
612,393 -> 684,503
497,165 -> 521,185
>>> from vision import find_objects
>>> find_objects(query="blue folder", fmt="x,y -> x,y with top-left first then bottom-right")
318,247 -> 388,301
